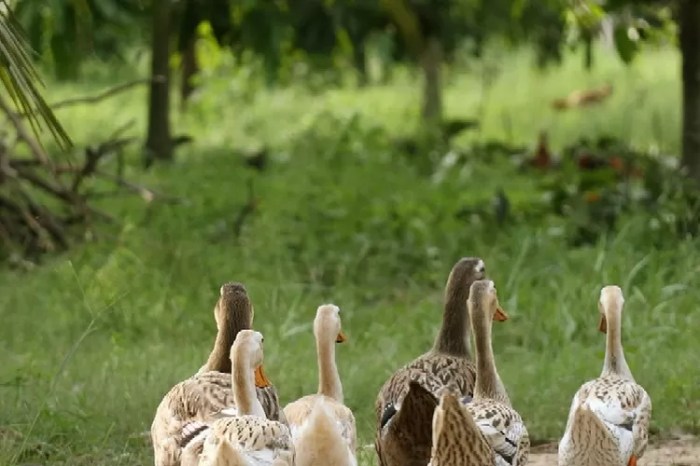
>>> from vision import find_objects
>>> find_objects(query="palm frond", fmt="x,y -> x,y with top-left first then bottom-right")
0,0 -> 72,150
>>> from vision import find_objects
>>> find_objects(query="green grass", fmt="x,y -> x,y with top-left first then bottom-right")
1,44 -> 698,465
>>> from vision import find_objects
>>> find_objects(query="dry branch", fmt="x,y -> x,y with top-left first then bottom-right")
17,77 -> 166,117
0,87 -> 176,261
0,93 -> 51,166
92,169 -> 180,204
233,179 -> 259,238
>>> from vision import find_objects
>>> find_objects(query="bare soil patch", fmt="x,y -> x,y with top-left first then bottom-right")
528,436 -> 700,465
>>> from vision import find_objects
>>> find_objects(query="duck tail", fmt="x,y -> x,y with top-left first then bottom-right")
180,422 -> 210,466
197,437 -> 248,466
430,393 -> 491,466
571,405 -> 620,452
393,381 -> 438,444
377,380 -> 438,463
294,400 -> 354,466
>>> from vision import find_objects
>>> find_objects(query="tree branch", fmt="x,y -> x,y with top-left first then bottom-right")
0,93 -> 51,165
45,76 -> 165,113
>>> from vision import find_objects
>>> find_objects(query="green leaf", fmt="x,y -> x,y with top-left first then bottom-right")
0,0 -> 73,150
614,23 -> 639,64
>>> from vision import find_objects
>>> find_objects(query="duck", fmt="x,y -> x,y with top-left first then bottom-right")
283,304 -> 357,466
456,279 -> 529,466
558,285 -> 652,466
180,330 -> 295,466
428,390 -> 493,466
151,283 -> 284,466
374,257 -> 487,466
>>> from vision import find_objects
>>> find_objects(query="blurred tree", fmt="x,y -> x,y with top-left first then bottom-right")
381,0 -> 568,128
567,0 -> 700,181
13,0 -> 147,80
678,0 -> 700,181
144,0 -> 172,167
175,0 -> 233,107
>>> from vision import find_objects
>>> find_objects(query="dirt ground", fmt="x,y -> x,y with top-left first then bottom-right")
528,435 -> 700,466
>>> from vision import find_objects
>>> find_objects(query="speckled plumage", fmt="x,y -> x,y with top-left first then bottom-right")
464,398 -> 530,466
429,393 -> 493,466
181,415 -> 294,466
451,280 -> 529,466
150,283 -> 284,466
375,258 -> 486,466
558,286 -> 652,466
152,372 -> 284,466
558,376 -> 651,466
180,330 -> 294,466
375,358 -> 475,465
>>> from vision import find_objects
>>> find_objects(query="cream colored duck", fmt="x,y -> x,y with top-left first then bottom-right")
283,304 -> 357,466
180,330 -> 295,466
451,279 -> 530,466
375,257 -> 486,466
558,285 -> 652,466
151,283 -> 284,466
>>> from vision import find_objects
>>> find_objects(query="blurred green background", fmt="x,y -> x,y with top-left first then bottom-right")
1,1 -> 699,465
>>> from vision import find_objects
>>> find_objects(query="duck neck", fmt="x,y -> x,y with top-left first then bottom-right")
602,309 -> 633,379
232,357 -> 265,417
472,309 -> 510,405
433,285 -> 471,357
203,319 -> 237,372
317,335 -> 343,402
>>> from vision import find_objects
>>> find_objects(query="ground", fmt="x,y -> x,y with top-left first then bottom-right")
1,44 -> 699,465
527,436 -> 700,466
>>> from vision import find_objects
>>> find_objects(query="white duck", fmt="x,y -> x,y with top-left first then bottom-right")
283,304 -> 357,466
558,285 -> 652,466
180,330 -> 294,466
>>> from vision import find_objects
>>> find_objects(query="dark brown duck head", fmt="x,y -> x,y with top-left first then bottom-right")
205,282 -> 254,373
433,257 -> 487,357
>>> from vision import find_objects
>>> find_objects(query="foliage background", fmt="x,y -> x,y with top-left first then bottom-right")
1,1 -> 699,465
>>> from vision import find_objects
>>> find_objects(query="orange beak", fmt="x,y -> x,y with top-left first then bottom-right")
493,306 -> 509,321
336,330 -> 347,343
254,365 -> 271,388
598,315 -> 607,334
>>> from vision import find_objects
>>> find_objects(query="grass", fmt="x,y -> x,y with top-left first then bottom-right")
1,43 -> 699,465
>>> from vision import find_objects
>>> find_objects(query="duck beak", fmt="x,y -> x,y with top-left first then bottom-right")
598,315 -> 607,334
336,330 -> 347,343
493,306 -> 509,321
254,365 -> 271,388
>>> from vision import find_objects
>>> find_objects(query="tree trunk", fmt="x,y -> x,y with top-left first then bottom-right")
353,43 -> 368,87
145,0 -> 172,168
584,34 -> 594,71
679,0 -> 700,180
420,36 -> 442,127
180,35 -> 199,110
